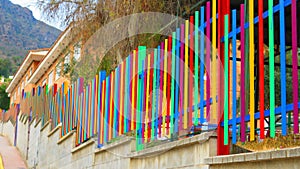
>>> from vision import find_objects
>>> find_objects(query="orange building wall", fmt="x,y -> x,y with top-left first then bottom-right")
36,45 -> 76,90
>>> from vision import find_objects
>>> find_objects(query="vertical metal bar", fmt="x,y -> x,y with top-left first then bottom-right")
189,16 -> 194,129
258,0 -> 265,139
98,71 -> 106,147
184,20 -> 189,130
99,80 -> 105,146
240,4 -> 246,142
120,62 -> 125,135
291,0 -> 299,134
104,76 -> 110,144
157,46 -> 161,137
175,28 -> 180,133
145,55 -> 151,142
171,32 -> 176,135
163,39 -> 168,134
131,51 -> 137,131
167,36 -> 172,137
152,49 -> 158,140
195,10 -> 200,125
232,9 -> 237,144
224,14 -> 229,145
180,24 -> 184,131
268,0 -> 275,138
206,2 -> 211,122
249,0 -> 255,141
109,71 -> 114,140
280,0 -> 287,136
159,43 -> 164,138
211,0 -> 217,122
124,57 -> 129,134
113,68 -> 118,138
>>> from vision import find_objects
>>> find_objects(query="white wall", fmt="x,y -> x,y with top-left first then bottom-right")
2,116 -> 217,169
1,120 -> 15,145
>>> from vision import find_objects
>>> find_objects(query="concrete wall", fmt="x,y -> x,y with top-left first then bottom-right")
1,115 -> 217,169
16,118 -> 29,159
130,133 -> 216,169
1,120 -> 15,145
205,147 -> 300,169
94,137 -> 133,169
27,120 -> 42,168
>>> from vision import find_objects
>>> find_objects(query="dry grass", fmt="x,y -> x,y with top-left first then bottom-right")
237,134 -> 300,151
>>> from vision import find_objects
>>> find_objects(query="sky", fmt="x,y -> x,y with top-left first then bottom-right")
10,0 -> 63,30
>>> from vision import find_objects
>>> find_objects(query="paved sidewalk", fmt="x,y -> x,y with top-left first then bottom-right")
0,135 -> 27,169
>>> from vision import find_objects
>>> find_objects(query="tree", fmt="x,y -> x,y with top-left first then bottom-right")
10,56 -> 23,74
263,49 -> 300,108
0,58 -> 13,78
37,0 -> 199,82
0,81 -> 10,110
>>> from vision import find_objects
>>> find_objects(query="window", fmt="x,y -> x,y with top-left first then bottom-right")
22,81 -> 25,90
42,79 -> 47,86
73,43 -> 81,60
64,53 -> 70,64
64,53 -> 70,72
30,68 -> 32,76
48,71 -> 54,87
25,75 -> 28,84
55,63 -> 61,81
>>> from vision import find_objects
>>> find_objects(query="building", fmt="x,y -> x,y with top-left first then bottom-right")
6,26 -> 82,109
28,26 -> 82,89
5,49 -> 49,106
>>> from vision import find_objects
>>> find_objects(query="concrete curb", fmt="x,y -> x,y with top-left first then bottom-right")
205,147 -> 300,165
0,154 -> 4,169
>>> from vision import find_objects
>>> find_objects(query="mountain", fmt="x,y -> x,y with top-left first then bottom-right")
0,0 -> 61,75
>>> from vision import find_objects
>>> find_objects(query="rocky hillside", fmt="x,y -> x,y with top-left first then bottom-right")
0,0 -> 61,75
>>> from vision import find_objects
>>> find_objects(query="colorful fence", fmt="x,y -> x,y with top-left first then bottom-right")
1,0 -> 299,155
